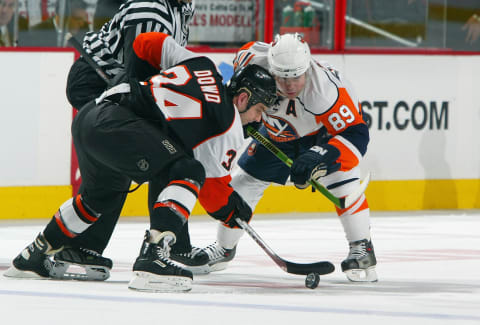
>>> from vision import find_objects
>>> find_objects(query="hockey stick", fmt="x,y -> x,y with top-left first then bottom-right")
65,32 -> 112,86
236,218 -> 334,275
246,126 -> 370,209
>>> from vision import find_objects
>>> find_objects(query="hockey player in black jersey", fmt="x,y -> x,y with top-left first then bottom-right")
61,0 -> 201,277
5,32 -> 277,292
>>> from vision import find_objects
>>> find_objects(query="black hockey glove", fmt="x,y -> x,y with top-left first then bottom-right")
209,191 -> 252,228
290,144 -> 341,189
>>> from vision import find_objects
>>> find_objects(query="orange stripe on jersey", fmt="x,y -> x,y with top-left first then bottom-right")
169,180 -> 200,196
238,41 -> 255,51
242,54 -> 255,68
222,210 -> 235,225
154,201 -> 190,220
315,88 -> 365,136
233,42 -> 255,70
328,137 -> 359,171
335,195 -> 369,216
133,32 -> 169,70
199,175 -> 233,213
75,195 -> 97,222
54,211 -> 75,238
235,51 -> 249,65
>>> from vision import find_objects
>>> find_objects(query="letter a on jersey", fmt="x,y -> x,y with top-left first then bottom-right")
286,100 -> 297,117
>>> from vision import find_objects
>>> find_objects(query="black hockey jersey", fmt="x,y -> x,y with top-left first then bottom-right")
122,32 -> 244,213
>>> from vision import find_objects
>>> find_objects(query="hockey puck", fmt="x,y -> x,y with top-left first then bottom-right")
305,272 -> 320,289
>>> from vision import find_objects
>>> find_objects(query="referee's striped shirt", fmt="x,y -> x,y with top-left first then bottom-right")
82,0 -> 195,76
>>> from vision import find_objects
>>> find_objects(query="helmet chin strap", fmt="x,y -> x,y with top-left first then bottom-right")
234,103 -> 249,115
238,105 -> 251,114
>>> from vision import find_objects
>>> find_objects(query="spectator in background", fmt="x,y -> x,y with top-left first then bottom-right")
0,0 -> 16,46
347,0 -> 427,47
426,0 -> 480,51
462,13 -> 480,45
17,0 -> 55,31
17,0 -> 90,46
92,0 -> 125,29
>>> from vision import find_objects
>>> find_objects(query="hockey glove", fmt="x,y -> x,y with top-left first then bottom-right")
209,191 -> 252,228
290,144 -> 341,189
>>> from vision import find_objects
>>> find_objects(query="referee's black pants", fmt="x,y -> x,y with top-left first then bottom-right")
66,57 -> 109,110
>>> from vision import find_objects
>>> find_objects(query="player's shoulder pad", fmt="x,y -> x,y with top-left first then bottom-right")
133,32 -> 170,69
303,62 -> 343,115
179,56 -> 222,79
234,41 -> 270,70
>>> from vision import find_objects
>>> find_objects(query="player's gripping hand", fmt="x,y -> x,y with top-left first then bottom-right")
209,191 -> 252,228
290,144 -> 341,189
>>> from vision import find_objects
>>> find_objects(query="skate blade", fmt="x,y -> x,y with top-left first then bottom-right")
51,261 -> 110,281
344,266 -> 378,282
3,265 -> 49,279
128,271 -> 192,293
184,264 -> 211,275
207,261 -> 229,273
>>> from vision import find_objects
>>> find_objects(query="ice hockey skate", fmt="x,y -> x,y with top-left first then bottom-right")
4,233 -> 59,279
204,241 -> 236,272
341,239 -> 378,282
128,230 -> 193,292
170,246 -> 210,275
50,247 -> 113,281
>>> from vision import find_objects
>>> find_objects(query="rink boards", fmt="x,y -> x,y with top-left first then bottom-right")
0,50 -> 479,219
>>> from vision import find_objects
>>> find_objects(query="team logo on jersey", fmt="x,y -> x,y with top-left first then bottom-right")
263,115 -> 299,142
247,142 -> 257,156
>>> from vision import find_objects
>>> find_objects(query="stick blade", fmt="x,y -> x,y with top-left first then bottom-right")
285,261 -> 335,275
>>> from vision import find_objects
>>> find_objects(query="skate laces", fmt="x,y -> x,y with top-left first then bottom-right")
79,247 -> 102,257
155,244 -> 170,259
153,244 -> 186,270
348,241 -> 368,259
176,246 -> 203,258
191,247 -> 204,257
204,242 -> 226,261
152,237 -> 175,260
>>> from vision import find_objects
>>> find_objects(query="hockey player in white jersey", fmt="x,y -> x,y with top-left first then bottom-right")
204,33 -> 377,282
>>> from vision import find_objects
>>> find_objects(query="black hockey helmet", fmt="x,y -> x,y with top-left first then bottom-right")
227,64 -> 277,112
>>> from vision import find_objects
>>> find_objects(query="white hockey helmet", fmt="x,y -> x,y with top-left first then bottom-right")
267,33 -> 311,78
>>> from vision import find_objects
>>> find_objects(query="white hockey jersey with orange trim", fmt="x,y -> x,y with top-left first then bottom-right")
234,41 -> 369,172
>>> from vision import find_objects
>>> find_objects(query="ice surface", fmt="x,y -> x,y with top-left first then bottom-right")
1,211 -> 479,324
